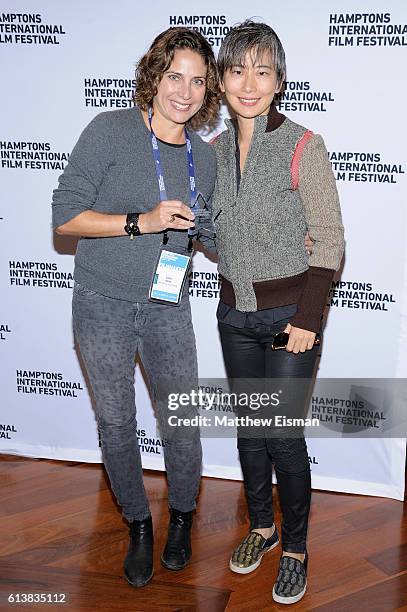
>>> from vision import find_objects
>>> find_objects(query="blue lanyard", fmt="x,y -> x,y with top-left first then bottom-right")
147,107 -> 197,246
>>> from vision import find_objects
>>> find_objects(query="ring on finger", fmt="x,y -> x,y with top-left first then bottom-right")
170,214 -> 176,223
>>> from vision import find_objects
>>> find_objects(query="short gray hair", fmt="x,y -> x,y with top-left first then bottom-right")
217,20 -> 286,86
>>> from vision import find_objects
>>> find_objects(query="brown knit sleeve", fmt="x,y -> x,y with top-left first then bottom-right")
290,266 -> 335,332
290,134 -> 345,333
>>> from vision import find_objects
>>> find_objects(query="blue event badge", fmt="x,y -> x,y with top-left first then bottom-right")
149,244 -> 192,306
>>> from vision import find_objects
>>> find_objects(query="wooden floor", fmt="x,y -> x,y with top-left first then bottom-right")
0,454 -> 406,611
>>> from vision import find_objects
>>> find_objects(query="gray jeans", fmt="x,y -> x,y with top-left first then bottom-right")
72,282 -> 202,523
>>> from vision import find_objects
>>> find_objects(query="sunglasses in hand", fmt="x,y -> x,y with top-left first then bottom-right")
271,332 -> 321,351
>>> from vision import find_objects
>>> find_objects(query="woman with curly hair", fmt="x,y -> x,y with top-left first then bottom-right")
52,27 -> 220,588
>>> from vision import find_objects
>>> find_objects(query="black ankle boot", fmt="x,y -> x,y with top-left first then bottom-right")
161,508 -> 193,570
124,516 -> 153,587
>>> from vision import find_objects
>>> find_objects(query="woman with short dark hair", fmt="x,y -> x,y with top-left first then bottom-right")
52,27 -> 220,588
213,20 -> 344,604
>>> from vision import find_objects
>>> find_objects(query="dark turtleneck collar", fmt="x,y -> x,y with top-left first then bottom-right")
225,101 -> 286,136
265,101 -> 286,132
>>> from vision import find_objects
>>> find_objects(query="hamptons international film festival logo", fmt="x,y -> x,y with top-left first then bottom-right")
136,429 -> 165,455
277,81 -> 335,113
0,12 -> 66,45
16,370 -> 84,398
189,270 -> 220,299
310,380 -> 407,437
328,12 -> 407,47
84,78 -> 136,109
0,141 -> 69,170
97,426 -> 164,454
169,15 -> 232,47
9,261 -> 73,289
327,280 -> 396,312
310,395 -> 384,428
329,151 -> 405,184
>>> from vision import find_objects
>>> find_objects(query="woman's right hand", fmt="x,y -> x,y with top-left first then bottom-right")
138,200 -> 195,234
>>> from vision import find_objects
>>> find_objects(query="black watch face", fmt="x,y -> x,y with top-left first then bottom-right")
125,216 -> 140,236
129,223 -> 140,236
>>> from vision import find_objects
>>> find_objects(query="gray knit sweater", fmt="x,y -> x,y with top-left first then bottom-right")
213,107 -> 344,332
52,107 -> 216,301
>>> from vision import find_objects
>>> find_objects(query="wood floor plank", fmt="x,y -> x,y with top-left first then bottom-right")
366,542 -> 407,576
309,573 -> 407,611
342,501 -> 405,531
0,453 -> 405,611
0,562 -> 231,611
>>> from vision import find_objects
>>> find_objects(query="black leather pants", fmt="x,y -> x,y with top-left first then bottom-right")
218,314 -> 320,553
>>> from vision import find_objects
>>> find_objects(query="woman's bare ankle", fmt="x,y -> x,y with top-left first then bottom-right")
282,550 -> 305,563
251,525 -> 275,539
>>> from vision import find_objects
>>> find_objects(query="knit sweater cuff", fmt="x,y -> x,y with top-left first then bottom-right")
290,266 -> 334,333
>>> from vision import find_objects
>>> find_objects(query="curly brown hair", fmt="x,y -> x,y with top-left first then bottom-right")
134,27 -> 220,131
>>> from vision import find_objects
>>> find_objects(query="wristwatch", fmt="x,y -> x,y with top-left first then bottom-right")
124,213 -> 141,239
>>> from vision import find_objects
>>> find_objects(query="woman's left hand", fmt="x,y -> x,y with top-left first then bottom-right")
283,323 -> 316,354
305,231 -> 314,256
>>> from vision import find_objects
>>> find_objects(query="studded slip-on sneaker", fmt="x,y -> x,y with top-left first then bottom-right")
272,551 -> 308,604
229,527 -> 279,574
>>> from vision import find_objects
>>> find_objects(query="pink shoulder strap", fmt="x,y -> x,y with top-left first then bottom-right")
209,133 -> 221,145
291,130 -> 313,190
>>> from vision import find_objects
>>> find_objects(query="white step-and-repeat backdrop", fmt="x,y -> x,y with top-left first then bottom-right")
1,1 -> 406,500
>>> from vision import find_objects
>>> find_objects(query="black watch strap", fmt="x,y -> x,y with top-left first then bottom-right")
124,213 -> 141,238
